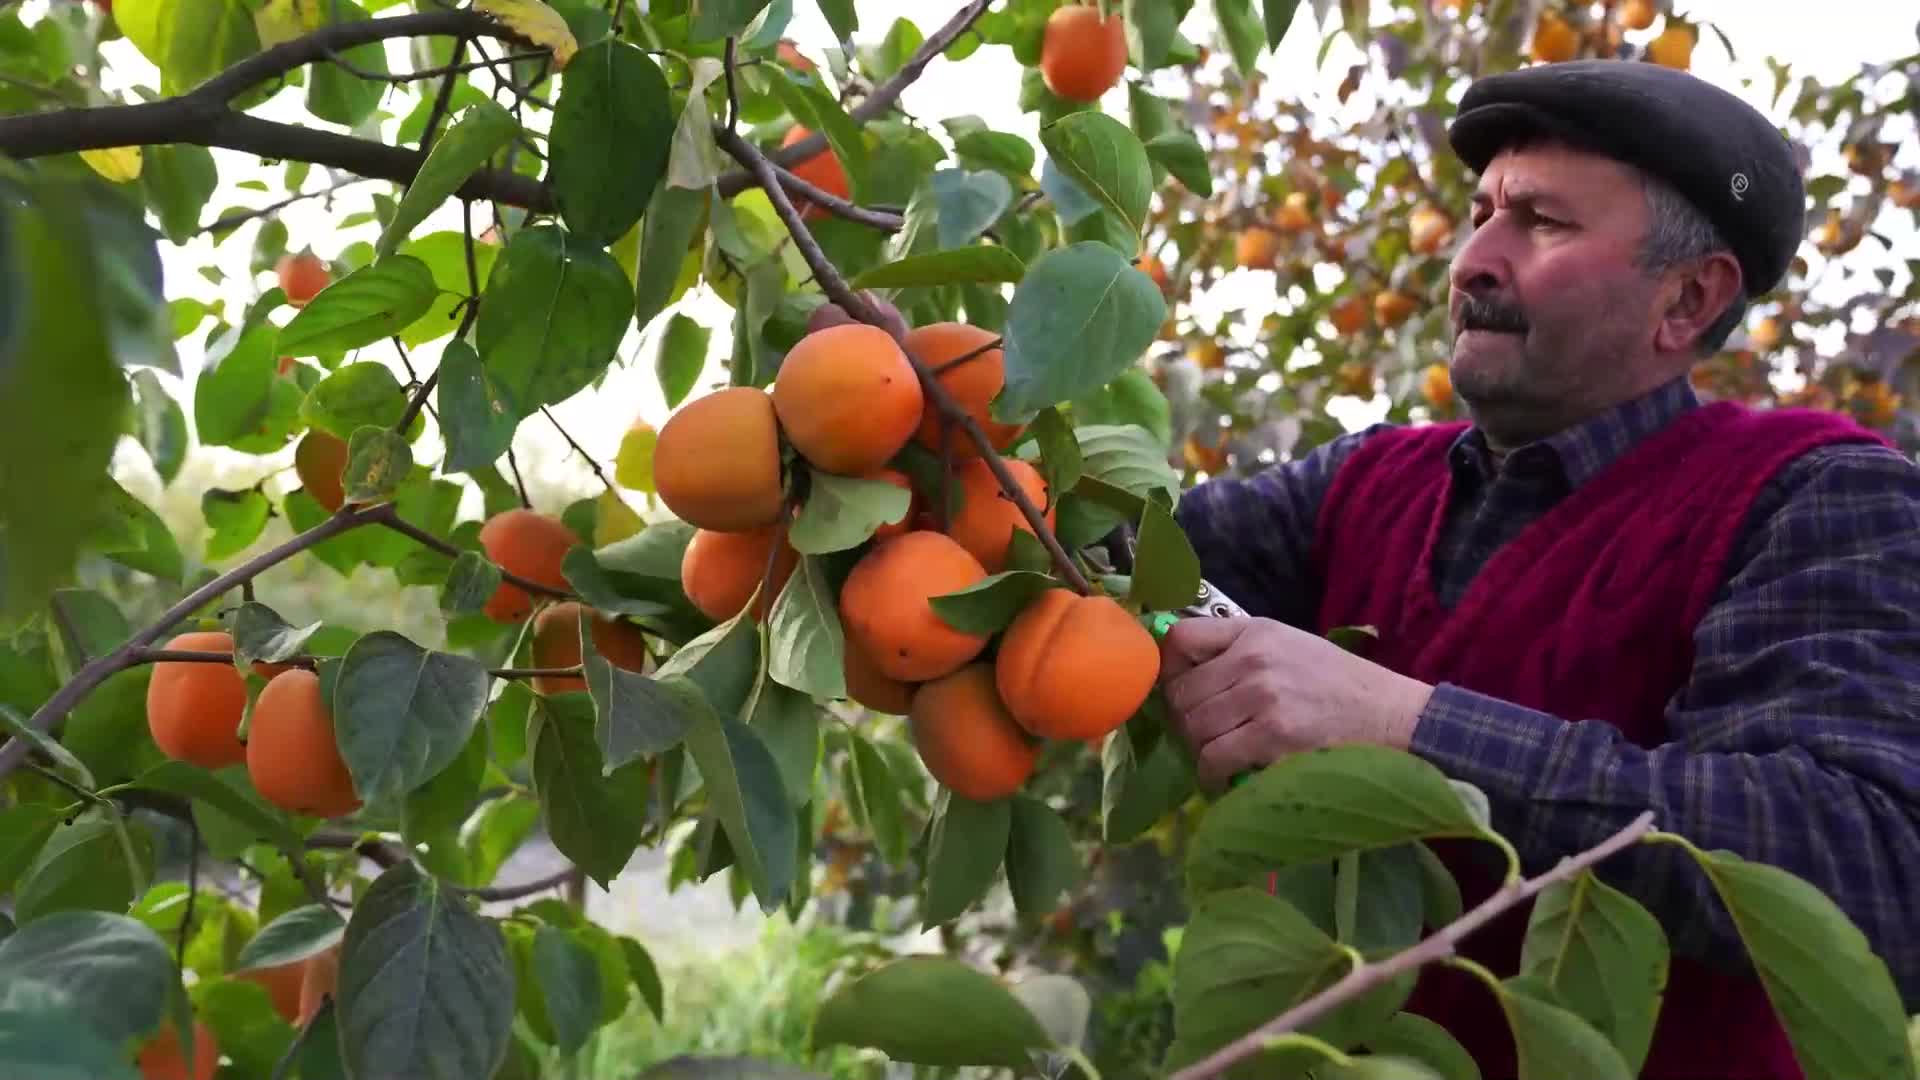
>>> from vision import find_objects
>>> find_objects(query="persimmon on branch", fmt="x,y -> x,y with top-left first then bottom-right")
0,9 -> 550,210
1166,810 -> 1660,1080
713,124 -> 1094,597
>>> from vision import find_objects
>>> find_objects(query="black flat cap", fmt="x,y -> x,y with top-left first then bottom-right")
1447,59 -> 1804,296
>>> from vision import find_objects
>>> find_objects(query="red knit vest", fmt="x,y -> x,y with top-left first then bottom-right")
1307,401 -> 1886,1080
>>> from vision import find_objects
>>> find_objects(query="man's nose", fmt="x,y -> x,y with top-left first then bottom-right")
1448,219 -> 1511,299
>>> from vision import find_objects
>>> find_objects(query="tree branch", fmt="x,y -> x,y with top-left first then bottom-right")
713,0 -> 995,197
312,831 -> 576,900
714,127 -> 904,231
1165,811 -> 1659,1080
715,122 -> 1091,595
201,177 -> 370,236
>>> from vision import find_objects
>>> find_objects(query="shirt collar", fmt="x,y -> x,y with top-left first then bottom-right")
1446,375 -> 1702,490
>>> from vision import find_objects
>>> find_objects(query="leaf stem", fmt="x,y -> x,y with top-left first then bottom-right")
1164,810 -> 1658,1080
504,444 -> 533,509
716,123 -> 1092,595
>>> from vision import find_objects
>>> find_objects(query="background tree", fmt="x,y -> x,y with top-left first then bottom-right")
0,1 -> 1914,1079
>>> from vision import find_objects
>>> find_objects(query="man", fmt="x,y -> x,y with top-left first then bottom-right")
1162,59 -> 1920,1080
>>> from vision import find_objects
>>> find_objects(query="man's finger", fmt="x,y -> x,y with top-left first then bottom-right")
1158,616 -> 1249,682
1173,678 -> 1267,747
1164,634 -> 1260,720
1194,721 -> 1271,794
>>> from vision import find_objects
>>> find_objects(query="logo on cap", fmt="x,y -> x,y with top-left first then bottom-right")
1730,172 -> 1750,202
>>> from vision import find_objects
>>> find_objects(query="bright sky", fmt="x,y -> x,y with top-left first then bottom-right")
86,0 -> 1918,515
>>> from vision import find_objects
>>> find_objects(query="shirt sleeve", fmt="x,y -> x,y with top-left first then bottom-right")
1173,424 -> 1388,628
1407,441 -> 1920,1000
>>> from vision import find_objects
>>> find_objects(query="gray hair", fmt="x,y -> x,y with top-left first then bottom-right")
1634,173 -> 1747,354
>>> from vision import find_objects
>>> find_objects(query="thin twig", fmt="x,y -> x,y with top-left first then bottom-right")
489,665 -> 584,680
419,35 -> 472,155
540,406 -> 638,516
465,866 -> 578,902
270,999 -> 328,1080
326,47 -> 550,84
718,126 -> 1093,596
200,179 -> 370,236
390,337 -> 441,426
1166,811 -> 1659,1080
177,821 -> 200,972
49,593 -> 86,664
505,445 -> 532,509
723,37 -> 741,131
931,336 -> 1003,375
396,370 -> 441,434
24,761 -> 102,806
369,505 -> 569,599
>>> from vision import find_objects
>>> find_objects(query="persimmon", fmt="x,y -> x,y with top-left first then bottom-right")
773,323 -> 924,476
1135,253 -> 1171,294
1235,228 -> 1280,270
246,669 -> 361,819
1373,290 -> 1419,329
477,508 -> 578,623
1274,191 -> 1313,231
530,601 -> 654,694
146,631 -> 249,770
681,525 -> 799,623
865,468 -> 919,542
774,39 -> 816,73
844,636 -> 915,715
298,944 -> 340,1025
137,1018 -> 218,1080
276,252 -> 329,307
1330,295 -> 1371,336
909,663 -> 1037,801
839,531 -> 989,682
653,386 -> 787,533
907,322 -> 1024,459
238,959 -> 306,1023
995,589 -> 1160,741
1645,22 -> 1694,69
781,125 -> 849,219
1530,11 -> 1579,63
294,429 -> 350,512
1617,0 -> 1655,30
1040,5 -> 1127,103
948,458 -> 1052,574
1408,204 -> 1453,254
1420,363 -> 1454,410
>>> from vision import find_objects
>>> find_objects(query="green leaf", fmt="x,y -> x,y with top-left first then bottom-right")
1076,423 -> 1181,507
689,0 -> 772,40
745,678 -> 822,809
141,143 -> 219,245
277,257 -> 438,356
477,225 -> 633,416
1124,0 -> 1180,70
1005,795 -> 1078,916
1073,367 -> 1171,447
333,631 -> 492,806
336,862 -> 514,1080
579,618 -> 702,771
1263,0 -> 1305,47
684,707 -> 796,912
0,910 -> 174,1045
1100,722 -> 1194,843
439,551 -> 503,617
653,610 -> 761,718
301,361 -> 407,438
930,169 -> 1014,249
0,1006 -> 142,1080
397,230 -> 501,348
995,244 -> 1166,421
1028,407 -> 1081,510
922,790 -> 1009,927
435,340 -> 520,474
767,66 -> 871,204
928,571 -> 1056,636
229,601 -> 321,668
842,731 -> 909,861
1517,870 -> 1668,1073
788,470 -> 912,555
766,556 -> 846,699
0,805 -> 60,895
1337,843 -> 1426,956
1214,0 -> 1266,77
306,0 -> 386,127
664,60 -> 726,191
952,130 -> 1036,178
1361,1013 -> 1481,1080
533,925 -> 603,1056
1692,848 -> 1916,1080
1128,494 -> 1201,611
377,100 -> 519,259
653,311 -> 710,410
130,369 -> 188,485
13,817 -> 153,924
849,245 -> 1026,290
87,478 -> 187,583
0,178 -> 131,617
343,426 -> 413,504
114,0 -> 260,96
809,955 -> 1052,1068
464,796 -> 542,889
813,0 -> 856,40
1492,976 -> 1633,1080
233,904 -> 346,972
529,693 -> 649,886
201,487 -> 270,561
124,759 -> 303,856
405,721 -> 487,847
1318,1057 -> 1449,1079
618,936 -> 665,1023
1145,130 -> 1213,196
549,40 -> 673,247
188,319 -> 279,449
1168,887 -> 1411,1075
1185,745 -> 1490,897
1039,112 -> 1152,240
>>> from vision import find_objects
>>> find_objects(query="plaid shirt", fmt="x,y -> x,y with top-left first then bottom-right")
1176,376 -> 1920,1002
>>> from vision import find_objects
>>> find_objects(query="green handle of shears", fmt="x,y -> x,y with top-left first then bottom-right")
1146,610 -> 1254,790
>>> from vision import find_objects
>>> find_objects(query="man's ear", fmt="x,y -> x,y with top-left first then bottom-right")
1654,250 -> 1743,354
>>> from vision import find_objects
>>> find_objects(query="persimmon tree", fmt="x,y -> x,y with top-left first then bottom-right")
0,1 -> 1913,1079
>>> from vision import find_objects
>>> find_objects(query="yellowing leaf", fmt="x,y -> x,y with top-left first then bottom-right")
80,147 -> 142,183
614,420 -> 656,494
594,490 -> 645,546
474,0 -> 578,70
254,0 -> 322,48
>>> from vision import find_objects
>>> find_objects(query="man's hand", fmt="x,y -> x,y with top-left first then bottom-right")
1159,617 -> 1437,792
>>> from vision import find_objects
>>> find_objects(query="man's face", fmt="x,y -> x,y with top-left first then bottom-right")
1446,140 -> 1665,446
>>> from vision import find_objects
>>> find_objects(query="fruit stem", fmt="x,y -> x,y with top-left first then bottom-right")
719,126 -> 1095,596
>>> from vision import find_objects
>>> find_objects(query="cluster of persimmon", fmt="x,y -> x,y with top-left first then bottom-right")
652,306 -> 1162,803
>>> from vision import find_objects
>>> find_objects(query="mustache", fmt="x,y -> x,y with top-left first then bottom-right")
1457,296 -> 1530,334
